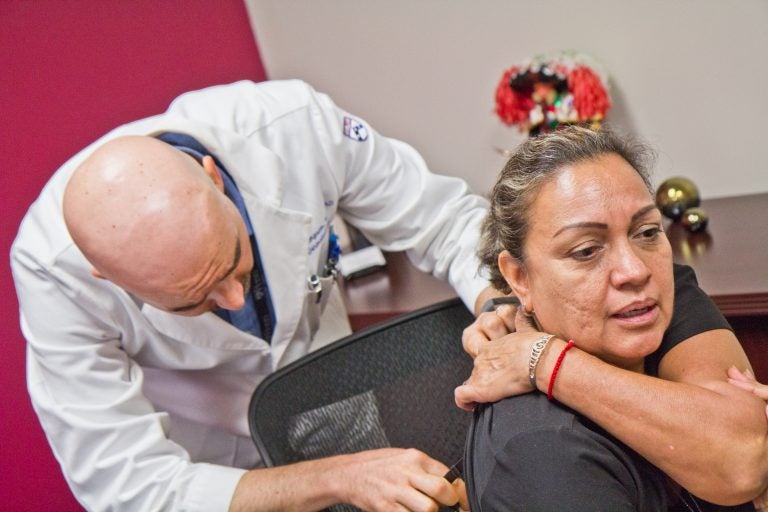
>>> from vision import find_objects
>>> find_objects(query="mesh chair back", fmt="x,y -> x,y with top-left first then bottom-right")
248,298 -> 474,500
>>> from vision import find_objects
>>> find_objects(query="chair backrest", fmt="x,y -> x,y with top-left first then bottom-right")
248,297 -> 474,475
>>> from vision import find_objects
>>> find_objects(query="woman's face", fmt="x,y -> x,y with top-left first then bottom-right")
499,153 -> 674,371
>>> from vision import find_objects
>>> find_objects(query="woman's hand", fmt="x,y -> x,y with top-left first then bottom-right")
728,366 -> 768,510
728,366 -> 768,400
455,309 -> 554,410
462,304 -> 517,359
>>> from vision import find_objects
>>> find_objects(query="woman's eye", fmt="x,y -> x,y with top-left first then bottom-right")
570,245 -> 601,261
635,225 -> 663,240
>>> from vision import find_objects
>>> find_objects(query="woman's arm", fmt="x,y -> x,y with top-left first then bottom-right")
544,329 -> 768,505
456,310 -> 768,505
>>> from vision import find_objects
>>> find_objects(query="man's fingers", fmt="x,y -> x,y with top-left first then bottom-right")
454,384 -> 477,411
345,449 -> 462,512
452,478 -> 469,512
407,472 -> 459,511
391,453 -> 458,512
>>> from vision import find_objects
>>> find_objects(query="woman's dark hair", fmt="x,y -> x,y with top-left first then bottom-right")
479,125 -> 656,293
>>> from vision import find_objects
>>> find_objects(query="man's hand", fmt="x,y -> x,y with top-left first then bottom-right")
337,448 -> 468,512
230,447 -> 468,512
455,309 -> 552,411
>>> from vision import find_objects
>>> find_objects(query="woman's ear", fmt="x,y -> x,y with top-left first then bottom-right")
201,155 -> 225,192
498,250 -> 531,312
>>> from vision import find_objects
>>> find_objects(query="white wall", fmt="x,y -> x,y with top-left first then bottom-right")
246,0 -> 768,199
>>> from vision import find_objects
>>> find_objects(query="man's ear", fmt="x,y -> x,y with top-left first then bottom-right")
498,250 -> 531,312
201,155 -> 225,192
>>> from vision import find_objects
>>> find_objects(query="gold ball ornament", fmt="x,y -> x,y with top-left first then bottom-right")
655,177 -> 701,221
680,207 -> 709,233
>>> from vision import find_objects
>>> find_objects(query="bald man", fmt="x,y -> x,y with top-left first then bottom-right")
11,80 -> 486,511
65,136 -> 254,315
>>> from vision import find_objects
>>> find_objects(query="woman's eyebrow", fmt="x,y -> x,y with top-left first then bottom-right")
553,204 -> 658,238
630,204 -> 659,222
554,221 -> 607,237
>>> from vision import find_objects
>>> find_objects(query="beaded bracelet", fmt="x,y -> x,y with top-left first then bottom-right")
528,334 -> 555,388
547,340 -> 575,401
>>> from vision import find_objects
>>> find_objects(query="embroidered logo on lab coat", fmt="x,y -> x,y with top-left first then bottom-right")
343,116 -> 369,142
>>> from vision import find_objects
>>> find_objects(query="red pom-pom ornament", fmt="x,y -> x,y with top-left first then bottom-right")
495,51 -> 611,136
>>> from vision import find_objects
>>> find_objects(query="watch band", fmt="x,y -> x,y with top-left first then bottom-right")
480,295 -> 521,313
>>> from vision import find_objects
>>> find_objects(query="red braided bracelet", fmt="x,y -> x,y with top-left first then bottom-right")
547,340 -> 575,401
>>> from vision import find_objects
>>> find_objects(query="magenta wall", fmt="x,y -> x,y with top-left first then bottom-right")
0,1 -> 267,508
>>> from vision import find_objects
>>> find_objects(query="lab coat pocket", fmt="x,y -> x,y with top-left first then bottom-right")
304,273 -> 336,336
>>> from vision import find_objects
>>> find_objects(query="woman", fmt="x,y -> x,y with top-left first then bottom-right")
455,126 -> 767,510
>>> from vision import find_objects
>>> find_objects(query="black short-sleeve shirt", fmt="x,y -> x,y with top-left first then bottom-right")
645,264 -> 732,376
466,265 -> 749,512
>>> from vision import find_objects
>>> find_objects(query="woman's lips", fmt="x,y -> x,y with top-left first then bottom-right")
612,303 -> 658,325
615,306 -> 652,319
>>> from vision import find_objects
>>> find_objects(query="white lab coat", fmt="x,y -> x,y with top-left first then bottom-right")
11,80 -> 489,511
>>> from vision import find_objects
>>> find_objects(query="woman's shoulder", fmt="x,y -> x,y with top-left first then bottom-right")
645,264 -> 733,375
467,394 -> 668,511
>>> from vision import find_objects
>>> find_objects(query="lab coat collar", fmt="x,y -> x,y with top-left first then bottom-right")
114,115 -> 285,207
138,197 -> 312,368
140,303 -> 270,352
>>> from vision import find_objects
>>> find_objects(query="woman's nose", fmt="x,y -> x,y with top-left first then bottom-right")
611,243 -> 651,288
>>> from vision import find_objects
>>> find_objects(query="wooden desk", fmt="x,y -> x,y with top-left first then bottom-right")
666,192 -> 768,317
339,251 -> 457,331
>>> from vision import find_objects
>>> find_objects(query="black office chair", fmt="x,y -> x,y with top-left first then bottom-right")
248,297 -> 474,511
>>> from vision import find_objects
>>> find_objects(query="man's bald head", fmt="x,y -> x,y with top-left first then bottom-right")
63,135 -> 240,304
